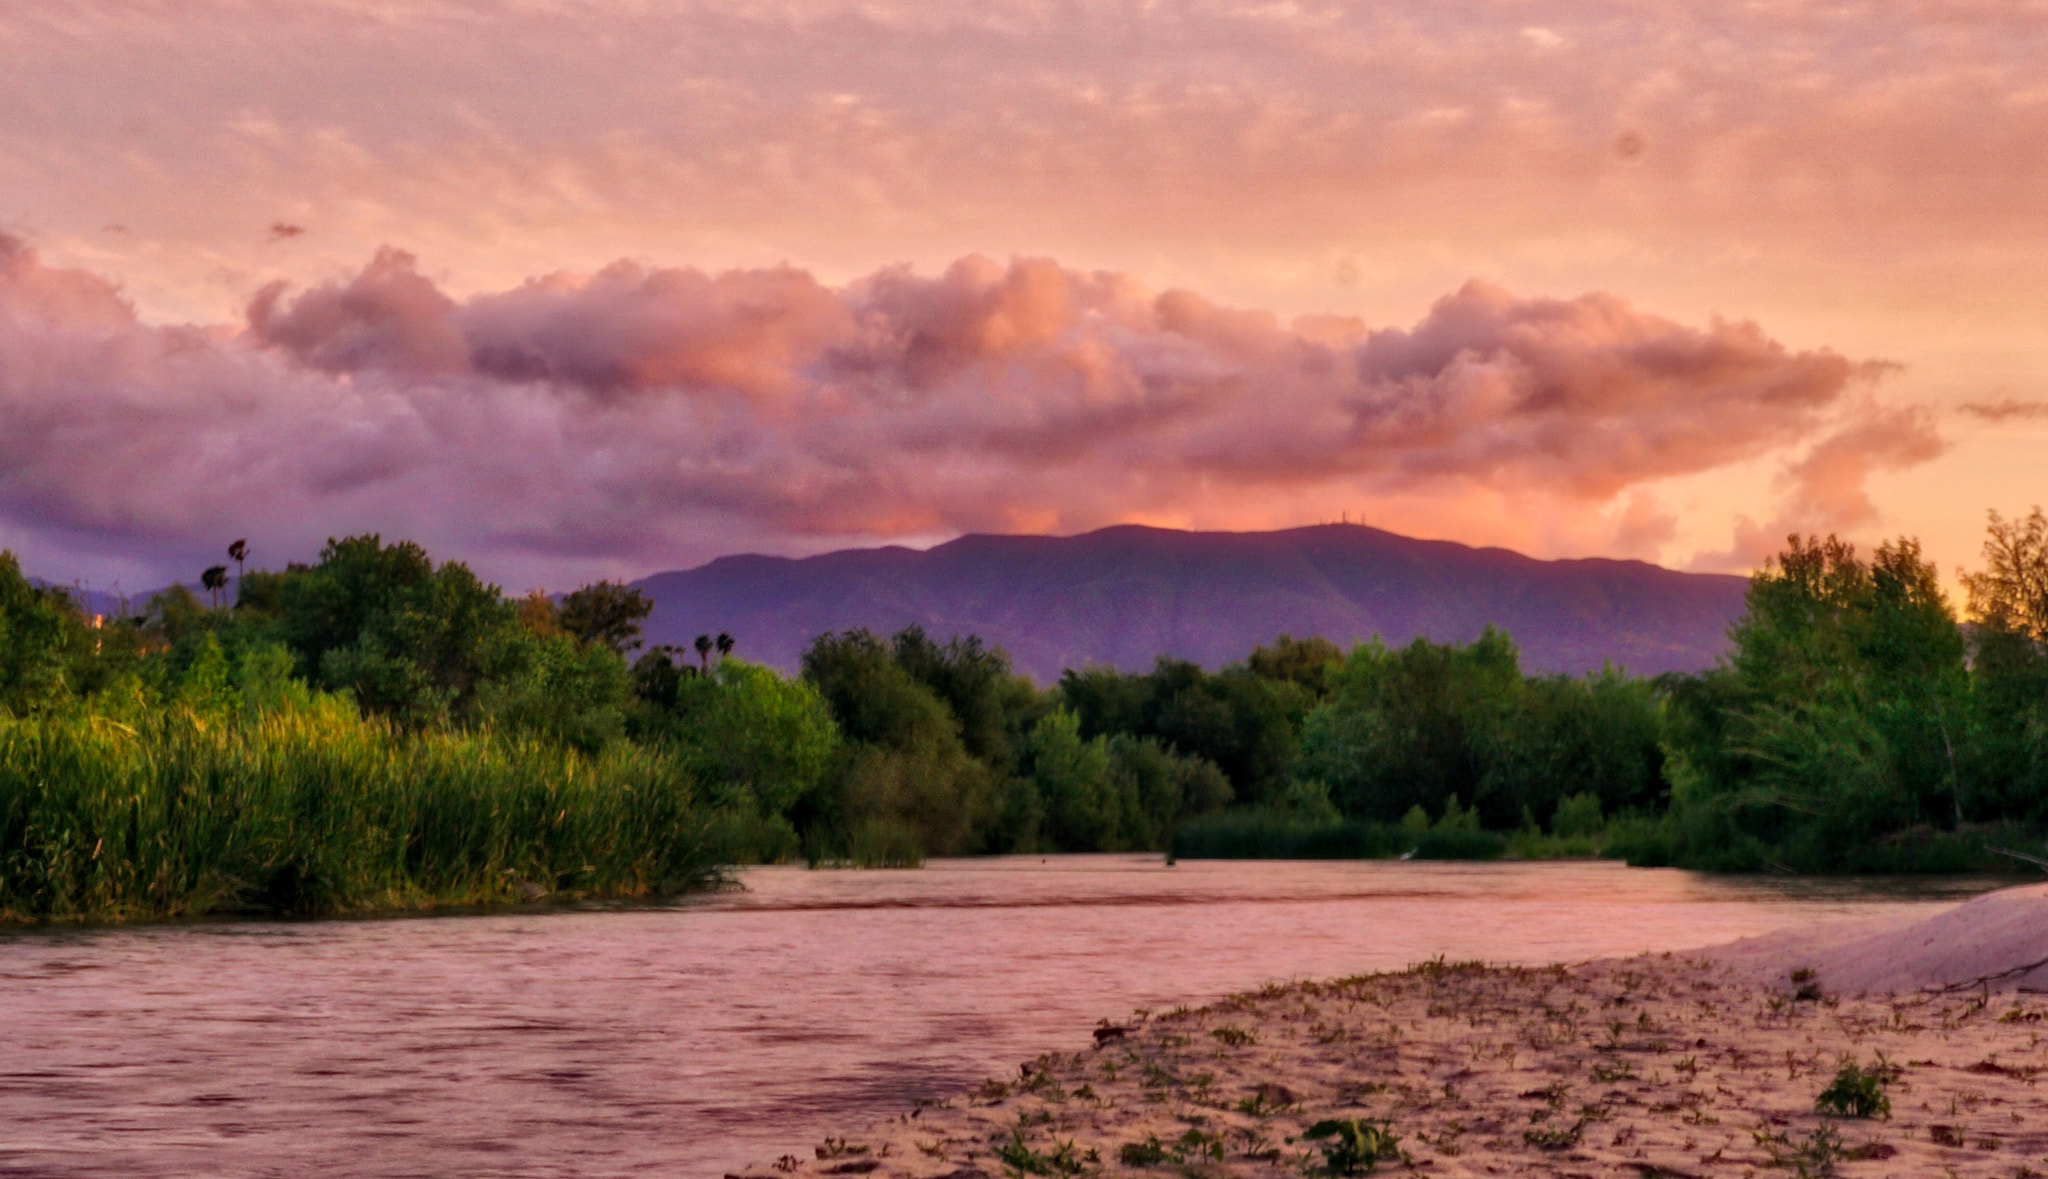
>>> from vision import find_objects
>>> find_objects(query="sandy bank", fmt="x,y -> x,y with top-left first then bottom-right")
1708,883 -> 2048,996
734,887 -> 2048,1178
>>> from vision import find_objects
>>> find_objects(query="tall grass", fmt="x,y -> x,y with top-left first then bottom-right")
0,698 -> 720,922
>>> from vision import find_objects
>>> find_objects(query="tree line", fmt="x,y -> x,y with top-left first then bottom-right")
2,507 -> 2045,914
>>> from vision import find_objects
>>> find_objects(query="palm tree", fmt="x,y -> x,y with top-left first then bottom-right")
715,632 -> 734,664
694,633 -> 713,672
228,539 -> 248,583
200,565 -> 229,609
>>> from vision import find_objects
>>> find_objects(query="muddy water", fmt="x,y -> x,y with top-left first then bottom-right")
0,857 -> 1996,1178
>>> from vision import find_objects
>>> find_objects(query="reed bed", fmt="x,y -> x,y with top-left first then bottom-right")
0,699 -> 719,923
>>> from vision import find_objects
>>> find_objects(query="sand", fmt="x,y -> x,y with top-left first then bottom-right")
734,886 -> 2048,1178
1708,883 -> 2048,997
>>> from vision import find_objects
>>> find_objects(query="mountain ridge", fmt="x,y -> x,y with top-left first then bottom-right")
634,523 -> 1750,681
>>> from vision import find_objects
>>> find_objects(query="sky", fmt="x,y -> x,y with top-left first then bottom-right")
1,0 -> 2042,596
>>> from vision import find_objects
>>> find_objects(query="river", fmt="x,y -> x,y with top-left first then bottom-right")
0,856 -> 1998,1177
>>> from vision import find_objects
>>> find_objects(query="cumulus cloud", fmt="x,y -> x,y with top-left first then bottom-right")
1691,406 -> 1947,571
0,236 -> 1919,587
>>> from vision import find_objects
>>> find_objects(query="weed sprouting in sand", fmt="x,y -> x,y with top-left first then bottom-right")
1522,1118 -> 1588,1151
1116,1127 -> 1222,1168
994,1122 -> 1088,1177
1755,1122 -> 1843,1178
1305,1118 -> 1402,1175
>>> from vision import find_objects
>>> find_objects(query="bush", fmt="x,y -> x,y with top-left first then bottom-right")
1815,1056 -> 1892,1119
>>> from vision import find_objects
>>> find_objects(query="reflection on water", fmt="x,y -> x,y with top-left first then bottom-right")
0,857 -> 1998,1178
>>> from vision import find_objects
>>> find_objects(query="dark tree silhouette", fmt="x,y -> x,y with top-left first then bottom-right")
228,539 -> 248,583
715,632 -> 734,663
556,581 -> 652,654
200,565 -> 229,609
694,633 -> 713,672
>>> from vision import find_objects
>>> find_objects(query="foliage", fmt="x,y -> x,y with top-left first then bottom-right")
1815,1056 -> 1892,1119
556,580 -> 653,654
0,690 -> 717,921
7,502 -> 2048,911
1637,533 -> 1990,871
0,554 -> 89,714
1059,641 -> 1323,806
274,535 -> 520,726
1304,1118 -> 1402,1175
1296,630 -> 1664,830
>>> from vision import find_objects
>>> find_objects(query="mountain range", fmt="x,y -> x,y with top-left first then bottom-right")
634,524 -> 1750,682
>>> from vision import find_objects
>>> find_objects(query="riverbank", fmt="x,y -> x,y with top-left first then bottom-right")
740,887 -> 2048,1178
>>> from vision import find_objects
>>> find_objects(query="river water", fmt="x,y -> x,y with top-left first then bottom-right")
0,857 -> 1998,1178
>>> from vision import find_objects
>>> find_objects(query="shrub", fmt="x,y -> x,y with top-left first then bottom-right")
1815,1056 -> 1892,1119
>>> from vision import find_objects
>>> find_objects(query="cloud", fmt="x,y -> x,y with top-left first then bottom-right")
1690,406 -> 1947,571
1958,398 -> 2048,422
0,235 -> 1916,587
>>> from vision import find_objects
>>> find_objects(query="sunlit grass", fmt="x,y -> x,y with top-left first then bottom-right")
0,696 -> 719,923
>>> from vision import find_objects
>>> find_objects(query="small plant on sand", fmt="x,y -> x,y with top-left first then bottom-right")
1211,1025 -> 1256,1047
994,1124 -> 1087,1177
1304,1119 -> 1402,1175
1789,967 -> 1826,1002
1755,1123 -> 1843,1178
1522,1118 -> 1587,1150
1116,1128 -> 1222,1168
1815,1055 -> 1892,1119
1235,1082 -> 1297,1116
1589,1060 -> 1635,1083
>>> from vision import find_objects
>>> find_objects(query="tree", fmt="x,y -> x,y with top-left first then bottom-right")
715,632 -> 734,661
1247,634 -> 1343,696
200,565 -> 229,610
274,535 -> 518,726
694,633 -> 713,672
891,626 -> 1042,771
0,552 -> 86,714
515,589 -> 563,639
1960,508 -> 2048,822
799,629 -> 996,855
556,581 -> 651,653
228,539 -> 248,583
1963,506 -> 2048,642
1296,630 -> 1523,823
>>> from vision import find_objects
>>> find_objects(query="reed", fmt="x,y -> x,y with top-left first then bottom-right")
0,697 -> 719,922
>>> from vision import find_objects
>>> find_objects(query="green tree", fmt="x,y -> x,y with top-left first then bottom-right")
1961,508 -> 2048,822
800,629 -> 995,856
655,659 -> 840,817
275,535 -> 518,726
1297,629 -> 1522,823
557,581 -> 652,654
0,553 -> 86,714
891,626 -> 1043,771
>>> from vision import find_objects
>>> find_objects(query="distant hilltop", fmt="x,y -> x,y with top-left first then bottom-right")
634,524 -> 1750,681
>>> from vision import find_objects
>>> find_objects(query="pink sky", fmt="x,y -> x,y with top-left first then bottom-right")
0,0 -> 2041,593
